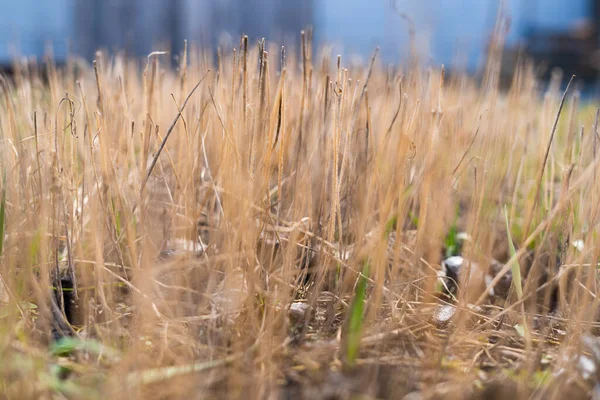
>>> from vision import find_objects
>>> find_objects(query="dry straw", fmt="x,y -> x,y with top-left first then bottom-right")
0,25 -> 600,399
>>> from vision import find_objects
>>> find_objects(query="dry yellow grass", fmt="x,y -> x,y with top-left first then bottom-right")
0,29 -> 600,399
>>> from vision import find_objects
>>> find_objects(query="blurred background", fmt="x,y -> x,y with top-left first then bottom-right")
1,0 -> 599,83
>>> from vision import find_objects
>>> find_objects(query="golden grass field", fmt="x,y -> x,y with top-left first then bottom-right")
2,26 -> 600,399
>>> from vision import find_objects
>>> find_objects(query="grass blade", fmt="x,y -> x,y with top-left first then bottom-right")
343,260 -> 370,366
504,204 -> 529,341
504,205 -> 523,299
50,337 -> 120,363
127,357 -> 233,386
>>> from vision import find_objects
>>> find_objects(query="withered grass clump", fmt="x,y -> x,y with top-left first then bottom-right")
1,30 -> 600,399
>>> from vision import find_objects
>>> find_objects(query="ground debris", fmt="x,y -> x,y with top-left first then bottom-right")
432,304 -> 456,328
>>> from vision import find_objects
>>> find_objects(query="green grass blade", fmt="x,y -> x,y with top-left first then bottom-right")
505,205 -> 530,341
444,204 -> 461,257
383,215 -> 398,239
50,337 -> 120,363
504,205 -> 523,299
344,260 -> 370,366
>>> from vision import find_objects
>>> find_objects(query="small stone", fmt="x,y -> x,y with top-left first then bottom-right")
432,304 -> 456,327
583,334 -> 600,362
456,232 -> 472,241
439,256 -> 463,295
289,302 -> 310,324
443,256 -> 464,276
402,391 -> 423,400
578,355 -> 596,380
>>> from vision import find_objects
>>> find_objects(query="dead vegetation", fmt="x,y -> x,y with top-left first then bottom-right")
1,25 -> 600,399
